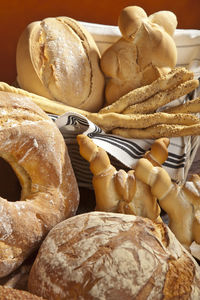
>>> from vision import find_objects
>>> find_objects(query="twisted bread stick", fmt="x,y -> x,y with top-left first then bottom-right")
77,135 -> 169,220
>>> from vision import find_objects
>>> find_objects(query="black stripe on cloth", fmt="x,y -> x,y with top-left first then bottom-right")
49,114 -> 186,169
163,162 -> 185,169
65,115 -> 89,126
90,133 -> 186,167
90,134 -> 146,159
48,113 -> 58,122
89,133 -> 145,152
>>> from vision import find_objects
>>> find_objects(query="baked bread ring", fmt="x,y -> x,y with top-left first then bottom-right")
0,91 -> 79,278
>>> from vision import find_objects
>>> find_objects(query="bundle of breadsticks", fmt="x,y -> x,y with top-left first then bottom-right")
77,134 -> 200,260
0,67 -> 199,139
98,67 -> 200,139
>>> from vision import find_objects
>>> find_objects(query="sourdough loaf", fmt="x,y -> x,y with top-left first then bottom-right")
16,17 -> 105,112
28,211 -> 200,299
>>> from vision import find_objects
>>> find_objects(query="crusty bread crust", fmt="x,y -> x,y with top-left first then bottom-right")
28,212 -> 200,299
0,285 -> 45,300
0,91 -> 79,278
16,17 -> 105,112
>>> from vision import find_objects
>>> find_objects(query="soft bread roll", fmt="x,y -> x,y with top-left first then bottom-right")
16,17 -> 105,112
0,285 -> 45,300
28,211 -> 200,299
101,6 -> 177,104
0,91 -> 79,277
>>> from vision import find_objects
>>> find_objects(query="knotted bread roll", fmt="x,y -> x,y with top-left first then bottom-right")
101,6 -> 177,104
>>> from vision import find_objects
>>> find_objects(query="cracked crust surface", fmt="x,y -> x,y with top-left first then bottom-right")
28,212 -> 200,299
0,91 -> 79,278
16,17 -> 105,112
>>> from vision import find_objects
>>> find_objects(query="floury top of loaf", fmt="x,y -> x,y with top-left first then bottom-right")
16,16 -> 105,112
28,211 -> 200,300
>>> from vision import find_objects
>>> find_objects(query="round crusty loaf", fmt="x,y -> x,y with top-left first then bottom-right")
16,17 -> 105,112
0,90 -> 79,278
28,211 -> 200,299
0,285 -> 45,300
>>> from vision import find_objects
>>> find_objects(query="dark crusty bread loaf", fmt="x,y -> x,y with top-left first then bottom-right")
28,211 -> 200,299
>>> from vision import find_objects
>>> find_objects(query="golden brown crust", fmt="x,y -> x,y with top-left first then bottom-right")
99,67 -> 194,114
163,97 -> 200,114
100,6 -> 178,104
88,111 -> 199,132
0,285 -> 45,300
112,123 -> 200,139
77,134 -> 172,221
16,17 -> 105,112
0,91 -> 79,277
135,156 -> 200,254
28,212 -> 200,299
123,79 -> 199,114
0,82 -> 90,117
163,255 -> 196,299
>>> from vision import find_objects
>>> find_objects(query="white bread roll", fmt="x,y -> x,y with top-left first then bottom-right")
28,211 -> 200,299
16,17 -> 105,112
101,6 -> 178,104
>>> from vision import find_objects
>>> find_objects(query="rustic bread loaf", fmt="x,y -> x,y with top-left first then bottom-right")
16,17 -> 105,112
28,211 -> 200,299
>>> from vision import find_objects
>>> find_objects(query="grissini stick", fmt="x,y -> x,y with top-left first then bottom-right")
99,67 -> 194,114
112,123 -> 200,139
123,79 -> 199,114
163,97 -> 200,114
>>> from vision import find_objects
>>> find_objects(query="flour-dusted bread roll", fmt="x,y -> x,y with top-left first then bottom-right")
16,17 -> 105,112
28,211 -> 200,299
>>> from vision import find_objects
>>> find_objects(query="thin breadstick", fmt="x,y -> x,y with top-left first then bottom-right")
88,112 -> 199,131
99,67 -> 194,114
0,82 -> 199,133
0,82 -> 91,117
123,79 -> 199,114
163,97 -> 200,114
112,123 -> 200,139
